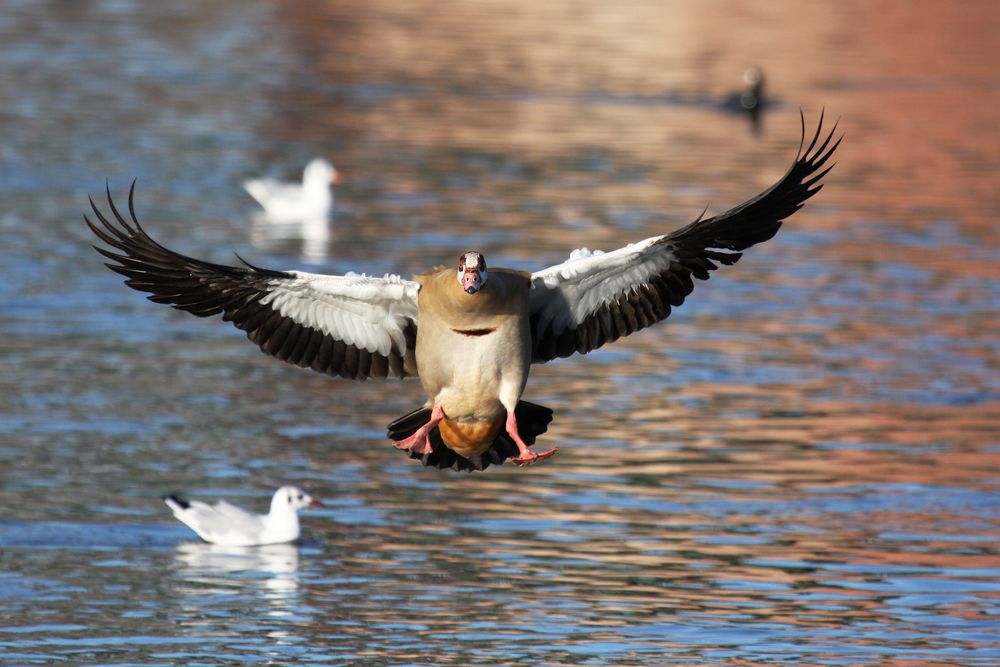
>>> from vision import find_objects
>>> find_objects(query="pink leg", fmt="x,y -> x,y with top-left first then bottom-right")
393,404 -> 444,455
506,410 -> 558,467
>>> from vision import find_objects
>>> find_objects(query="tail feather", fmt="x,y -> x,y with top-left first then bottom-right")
386,408 -> 433,441
386,401 -> 554,472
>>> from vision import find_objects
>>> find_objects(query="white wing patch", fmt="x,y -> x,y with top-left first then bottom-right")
259,271 -> 420,357
529,235 -> 674,334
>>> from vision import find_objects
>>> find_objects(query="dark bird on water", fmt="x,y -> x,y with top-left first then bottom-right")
721,67 -> 771,134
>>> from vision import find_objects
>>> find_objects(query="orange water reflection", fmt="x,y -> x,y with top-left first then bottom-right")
251,1 -> 1000,662
0,0 -> 997,664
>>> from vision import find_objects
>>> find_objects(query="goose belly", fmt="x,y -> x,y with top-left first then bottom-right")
416,319 -> 529,423
438,416 -> 504,459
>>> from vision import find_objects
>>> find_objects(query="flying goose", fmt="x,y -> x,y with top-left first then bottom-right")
87,113 -> 840,472
164,486 -> 322,546
243,158 -> 340,221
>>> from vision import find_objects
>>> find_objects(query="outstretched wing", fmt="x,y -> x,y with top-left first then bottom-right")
528,111 -> 841,363
86,184 -> 420,380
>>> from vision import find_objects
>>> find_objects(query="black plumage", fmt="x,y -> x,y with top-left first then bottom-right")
85,185 -> 416,381
387,401 -> 554,472
530,111 -> 840,363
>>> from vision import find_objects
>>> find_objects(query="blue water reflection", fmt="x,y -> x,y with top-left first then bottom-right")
1,0 -> 999,665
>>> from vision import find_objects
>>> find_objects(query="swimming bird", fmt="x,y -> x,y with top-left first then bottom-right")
88,113 -> 840,472
163,486 -> 322,546
726,67 -> 767,113
721,67 -> 770,134
243,158 -> 340,221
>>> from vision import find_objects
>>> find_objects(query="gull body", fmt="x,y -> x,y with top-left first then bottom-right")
243,158 -> 339,221
164,486 -> 322,546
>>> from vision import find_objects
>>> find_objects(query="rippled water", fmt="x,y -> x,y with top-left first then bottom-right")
1,0 -> 998,665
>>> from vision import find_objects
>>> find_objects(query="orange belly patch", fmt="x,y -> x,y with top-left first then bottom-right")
438,417 -> 503,459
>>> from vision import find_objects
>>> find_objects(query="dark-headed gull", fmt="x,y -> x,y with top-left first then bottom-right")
243,158 -> 340,221
163,486 -> 323,546
88,113 -> 840,473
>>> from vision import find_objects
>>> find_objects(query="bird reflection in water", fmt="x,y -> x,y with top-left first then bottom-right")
173,542 -> 302,610
250,211 -> 332,264
245,158 -> 340,263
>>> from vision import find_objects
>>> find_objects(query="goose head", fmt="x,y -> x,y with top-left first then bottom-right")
457,251 -> 488,294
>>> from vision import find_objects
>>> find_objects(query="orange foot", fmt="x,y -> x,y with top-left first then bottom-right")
393,404 -> 443,456
392,431 -> 434,455
510,447 -> 559,467
504,407 -> 558,466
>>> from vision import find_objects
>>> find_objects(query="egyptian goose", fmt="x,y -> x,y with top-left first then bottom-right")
87,113 -> 840,472
164,486 -> 322,546
243,158 -> 340,221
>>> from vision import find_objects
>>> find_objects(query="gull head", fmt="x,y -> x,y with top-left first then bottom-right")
303,158 -> 341,187
271,486 -> 323,514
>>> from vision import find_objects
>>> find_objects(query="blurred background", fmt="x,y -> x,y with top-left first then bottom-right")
0,0 -> 998,664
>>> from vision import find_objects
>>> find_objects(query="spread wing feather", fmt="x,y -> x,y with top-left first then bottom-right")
529,111 -> 841,362
86,183 -> 419,380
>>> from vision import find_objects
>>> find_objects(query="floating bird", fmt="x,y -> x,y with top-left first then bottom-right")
721,67 -> 770,134
163,486 -> 322,546
726,67 -> 766,113
88,113 -> 840,472
243,158 -> 340,221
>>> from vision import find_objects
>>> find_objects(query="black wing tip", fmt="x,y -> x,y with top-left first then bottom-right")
233,251 -> 263,271
127,178 -> 142,231
87,182 -> 288,277
163,494 -> 190,509
797,108 -> 807,156
89,179 -> 144,238
687,109 -> 841,228
233,251 -> 289,279
800,109 -> 843,167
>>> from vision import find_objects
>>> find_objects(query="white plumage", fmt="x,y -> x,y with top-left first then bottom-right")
88,113 -> 840,470
164,486 -> 322,547
258,271 -> 420,357
243,158 -> 339,221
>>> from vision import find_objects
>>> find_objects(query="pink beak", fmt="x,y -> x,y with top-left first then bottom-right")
462,269 -> 482,294
309,498 -> 324,508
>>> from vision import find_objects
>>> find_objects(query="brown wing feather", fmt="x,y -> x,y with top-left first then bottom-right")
531,111 -> 841,363
86,183 -> 417,380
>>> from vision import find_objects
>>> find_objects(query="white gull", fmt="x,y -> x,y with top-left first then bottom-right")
243,158 -> 340,221
164,486 -> 322,546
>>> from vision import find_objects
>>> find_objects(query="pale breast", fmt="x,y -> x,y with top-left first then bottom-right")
417,317 -> 526,419
414,267 -> 532,421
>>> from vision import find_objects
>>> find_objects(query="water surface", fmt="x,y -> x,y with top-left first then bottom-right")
1,0 -> 998,665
